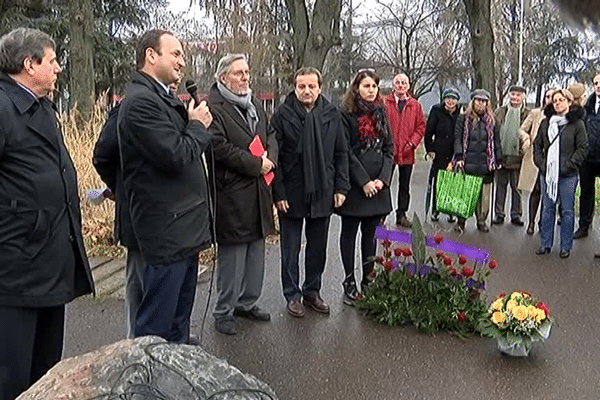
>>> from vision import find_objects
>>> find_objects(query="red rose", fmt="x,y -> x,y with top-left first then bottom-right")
436,251 -> 444,258
458,255 -> 468,265
449,266 -> 458,276
498,292 -> 506,298
444,257 -> 452,266
384,250 -> 392,258
403,248 -> 413,257
434,234 -> 444,244
384,260 -> 394,272
382,239 -> 392,248
376,256 -> 384,264
536,301 -> 550,317
461,266 -> 474,277
394,247 -> 402,257
489,259 -> 498,270
457,311 -> 466,322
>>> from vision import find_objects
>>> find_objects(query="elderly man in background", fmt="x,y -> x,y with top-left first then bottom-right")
271,67 -> 349,318
208,54 -> 276,335
384,73 -> 426,228
0,28 -> 95,399
493,85 -> 531,226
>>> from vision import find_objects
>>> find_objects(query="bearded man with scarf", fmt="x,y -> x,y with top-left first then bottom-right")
271,67 -> 350,318
453,89 -> 503,232
208,54 -> 277,335
492,85 -> 531,226
534,88 -> 588,259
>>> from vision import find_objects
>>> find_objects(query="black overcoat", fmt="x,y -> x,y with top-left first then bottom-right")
207,84 -> 276,245
424,103 -> 460,169
271,94 -> 350,219
0,73 -> 94,307
118,71 -> 213,265
336,112 -> 393,217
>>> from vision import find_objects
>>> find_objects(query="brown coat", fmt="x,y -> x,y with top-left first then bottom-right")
518,108 -> 545,190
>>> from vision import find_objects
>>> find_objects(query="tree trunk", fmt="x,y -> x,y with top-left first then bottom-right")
284,0 -> 342,70
462,0 -> 496,106
68,0 -> 95,126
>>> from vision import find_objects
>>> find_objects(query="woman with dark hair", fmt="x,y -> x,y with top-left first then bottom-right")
534,88 -> 588,258
337,70 -> 393,304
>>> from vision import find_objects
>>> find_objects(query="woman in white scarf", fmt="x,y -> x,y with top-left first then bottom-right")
533,89 -> 589,258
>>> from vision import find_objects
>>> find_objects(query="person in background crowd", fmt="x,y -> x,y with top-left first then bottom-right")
453,89 -> 503,232
424,88 -> 461,222
519,88 -> 555,235
534,88 -> 588,258
493,86 -> 531,226
568,82 -> 587,108
337,70 -> 393,305
0,28 -> 95,399
117,29 -> 213,343
384,73 -> 426,228
208,54 -> 276,335
271,67 -> 349,318
573,76 -> 600,240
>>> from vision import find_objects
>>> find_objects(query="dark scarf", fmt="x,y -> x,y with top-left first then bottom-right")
290,95 -> 329,204
463,111 -> 498,171
356,98 -> 386,144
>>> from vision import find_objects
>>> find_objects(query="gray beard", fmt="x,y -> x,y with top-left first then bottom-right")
225,83 -> 251,96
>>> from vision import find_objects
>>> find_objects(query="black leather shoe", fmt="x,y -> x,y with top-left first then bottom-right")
396,216 -> 412,228
491,216 -> 504,225
477,223 -> 489,232
430,212 -> 439,222
573,227 -> 589,239
535,247 -> 551,255
559,250 -> 570,258
215,316 -> 237,335
447,215 -> 456,223
303,296 -> 330,314
234,306 -> 271,321
511,218 -> 525,226
286,300 -> 305,318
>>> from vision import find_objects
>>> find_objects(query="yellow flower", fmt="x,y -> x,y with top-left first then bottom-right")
535,309 -> 546,323
510,292 -> 522,300
527,305 -> 538,320
491,311 -> 505,326
506,299 -> 518,312
512,305 -> 529,321
491,298 -> 504,311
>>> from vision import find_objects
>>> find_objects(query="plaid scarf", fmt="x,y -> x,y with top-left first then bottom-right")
462,111 -> 498,171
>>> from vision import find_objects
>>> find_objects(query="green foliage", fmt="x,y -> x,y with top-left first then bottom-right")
357,213 -> 492,338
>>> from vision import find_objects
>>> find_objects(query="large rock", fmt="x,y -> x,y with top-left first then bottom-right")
18,336 -> 278,399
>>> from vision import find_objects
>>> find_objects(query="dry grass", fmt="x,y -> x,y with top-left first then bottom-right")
61,100 -> 125,258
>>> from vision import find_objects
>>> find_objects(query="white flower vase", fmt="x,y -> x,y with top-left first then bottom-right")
497,337 -> 531,357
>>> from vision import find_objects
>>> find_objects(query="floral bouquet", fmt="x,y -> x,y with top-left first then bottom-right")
357,213 -> 497,337
479,291 -> 553,356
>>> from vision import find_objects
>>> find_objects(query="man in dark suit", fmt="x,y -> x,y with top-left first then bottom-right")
207,54 -> 276,335
0,28 -> 95,399
271,67 -> 350,318
118,29 -> 213,344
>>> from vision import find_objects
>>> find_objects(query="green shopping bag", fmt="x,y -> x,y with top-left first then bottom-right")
436,170 -> 483,219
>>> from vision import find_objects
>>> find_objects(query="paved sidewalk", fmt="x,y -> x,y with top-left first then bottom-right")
66,161 -> 600,400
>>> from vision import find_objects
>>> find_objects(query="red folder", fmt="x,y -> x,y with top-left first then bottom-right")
249,135 -> 274,186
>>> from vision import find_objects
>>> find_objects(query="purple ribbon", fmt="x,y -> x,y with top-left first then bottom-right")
375,226 -> 490,263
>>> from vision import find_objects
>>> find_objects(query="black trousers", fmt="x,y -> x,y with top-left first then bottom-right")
0,305 -> 64,400
280,215 -> 330,302
395,165 -> 413,218
340,215 -> 383,286
578,161 -> 600,229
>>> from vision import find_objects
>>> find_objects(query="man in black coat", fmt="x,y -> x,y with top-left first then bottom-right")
208,54 -> 276,335
0,28 -> 95,399
118,30 -> 213,344
574,74 -> 600,239
271,67 -> 350,318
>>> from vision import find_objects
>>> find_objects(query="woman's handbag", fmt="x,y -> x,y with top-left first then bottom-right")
435,169 -> 483,219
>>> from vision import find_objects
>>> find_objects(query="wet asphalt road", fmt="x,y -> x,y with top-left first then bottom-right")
64,161 -> 600,400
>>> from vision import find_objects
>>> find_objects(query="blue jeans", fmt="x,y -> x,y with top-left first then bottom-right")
540,176 -> 578,252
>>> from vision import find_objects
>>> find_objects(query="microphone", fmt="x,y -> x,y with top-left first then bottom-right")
185,79 -> 201,107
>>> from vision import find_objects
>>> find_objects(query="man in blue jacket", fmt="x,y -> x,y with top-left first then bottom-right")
118,29 -> 213,344
0,28 -> 95,399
